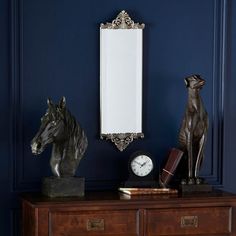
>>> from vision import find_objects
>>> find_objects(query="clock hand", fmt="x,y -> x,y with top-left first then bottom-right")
134,160 -> 142,166
141,160 -> 149,167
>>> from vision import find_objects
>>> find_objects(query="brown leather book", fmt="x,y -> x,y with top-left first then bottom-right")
160,148 -> 184,187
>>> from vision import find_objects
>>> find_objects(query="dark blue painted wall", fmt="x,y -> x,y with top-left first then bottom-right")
14,0 -> 223,189
0,0 -> 236,235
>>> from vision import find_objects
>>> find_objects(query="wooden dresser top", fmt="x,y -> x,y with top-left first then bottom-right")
21,189 -> 236,208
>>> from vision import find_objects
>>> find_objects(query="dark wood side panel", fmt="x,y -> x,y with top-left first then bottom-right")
231,205 -> 236,236
146,206 -> 231,236
38,208 -> 49,236
22,201 -> 37,236
49,209 -> 139,236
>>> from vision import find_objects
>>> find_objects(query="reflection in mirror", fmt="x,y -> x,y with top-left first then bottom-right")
100,11 -> 145,151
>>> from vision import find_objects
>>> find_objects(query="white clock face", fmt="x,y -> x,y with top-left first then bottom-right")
131,155 -> 154,177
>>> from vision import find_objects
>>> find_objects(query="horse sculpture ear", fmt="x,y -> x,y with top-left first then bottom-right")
47,98 -> 53,108
184,78 -> 189,87
59,96 -> 66,109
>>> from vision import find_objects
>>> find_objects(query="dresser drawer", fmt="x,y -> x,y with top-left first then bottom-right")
49,210 -> 139,236
146,207 -> 231,235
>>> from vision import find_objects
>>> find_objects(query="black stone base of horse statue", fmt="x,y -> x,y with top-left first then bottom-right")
42,176 -> 84,197
180,183 -> 213,193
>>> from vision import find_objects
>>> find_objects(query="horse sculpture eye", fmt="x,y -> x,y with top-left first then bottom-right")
41,114 -> 49,123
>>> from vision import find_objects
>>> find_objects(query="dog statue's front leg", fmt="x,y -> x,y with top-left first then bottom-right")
185,116 -> 196,185
187,133 -> 195,184
194,132 -> 207,184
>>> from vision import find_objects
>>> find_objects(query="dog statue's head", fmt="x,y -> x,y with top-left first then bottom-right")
184,75 -> 205,89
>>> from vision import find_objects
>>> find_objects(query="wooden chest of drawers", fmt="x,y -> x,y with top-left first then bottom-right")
22,190 -> 236,236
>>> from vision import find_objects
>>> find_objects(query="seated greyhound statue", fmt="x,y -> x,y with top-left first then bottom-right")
178,75 -> 209,185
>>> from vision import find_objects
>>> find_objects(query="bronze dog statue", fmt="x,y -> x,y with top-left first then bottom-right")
179,75 -> 209,185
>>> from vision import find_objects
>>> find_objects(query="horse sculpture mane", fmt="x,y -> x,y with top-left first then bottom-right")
31,97 -> 88,178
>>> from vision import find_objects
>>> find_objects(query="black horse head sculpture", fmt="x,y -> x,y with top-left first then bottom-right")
31,97 -> 88,177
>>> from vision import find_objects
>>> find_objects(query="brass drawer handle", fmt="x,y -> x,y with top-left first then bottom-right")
87,219 -> 105,231
181,216 -> 198,228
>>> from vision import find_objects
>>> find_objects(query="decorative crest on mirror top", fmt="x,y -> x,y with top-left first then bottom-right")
100,10 -> 145,29
101,133 -> 144,152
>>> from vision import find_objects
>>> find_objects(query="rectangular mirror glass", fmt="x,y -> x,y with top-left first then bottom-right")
100,11 -> 145,151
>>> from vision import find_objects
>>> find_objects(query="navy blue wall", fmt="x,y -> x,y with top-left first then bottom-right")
0,0 -> 236,235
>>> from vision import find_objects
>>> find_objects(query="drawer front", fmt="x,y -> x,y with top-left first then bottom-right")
146,207 -> 231,235
49,210 -> 139,236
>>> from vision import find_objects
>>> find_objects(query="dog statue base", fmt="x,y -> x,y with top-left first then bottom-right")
42,177 -> 85,198
180,183 -> 213,193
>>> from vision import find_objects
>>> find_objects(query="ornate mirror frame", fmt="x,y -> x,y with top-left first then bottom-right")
100,11 -> 145,151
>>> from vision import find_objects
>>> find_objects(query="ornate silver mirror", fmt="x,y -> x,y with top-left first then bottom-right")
100,11 -> 145,151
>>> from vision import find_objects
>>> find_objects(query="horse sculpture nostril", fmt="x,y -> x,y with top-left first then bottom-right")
31,142 -> 42,154
37,142 -> 42,149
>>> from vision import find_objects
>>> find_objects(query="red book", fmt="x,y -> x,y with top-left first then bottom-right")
160,148 -> 184,187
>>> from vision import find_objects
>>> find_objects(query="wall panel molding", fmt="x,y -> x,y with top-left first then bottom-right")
10,0 -> 25,191
203,0 -> 229,186
10,209 -> 20,236
10,0 -> 230,191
